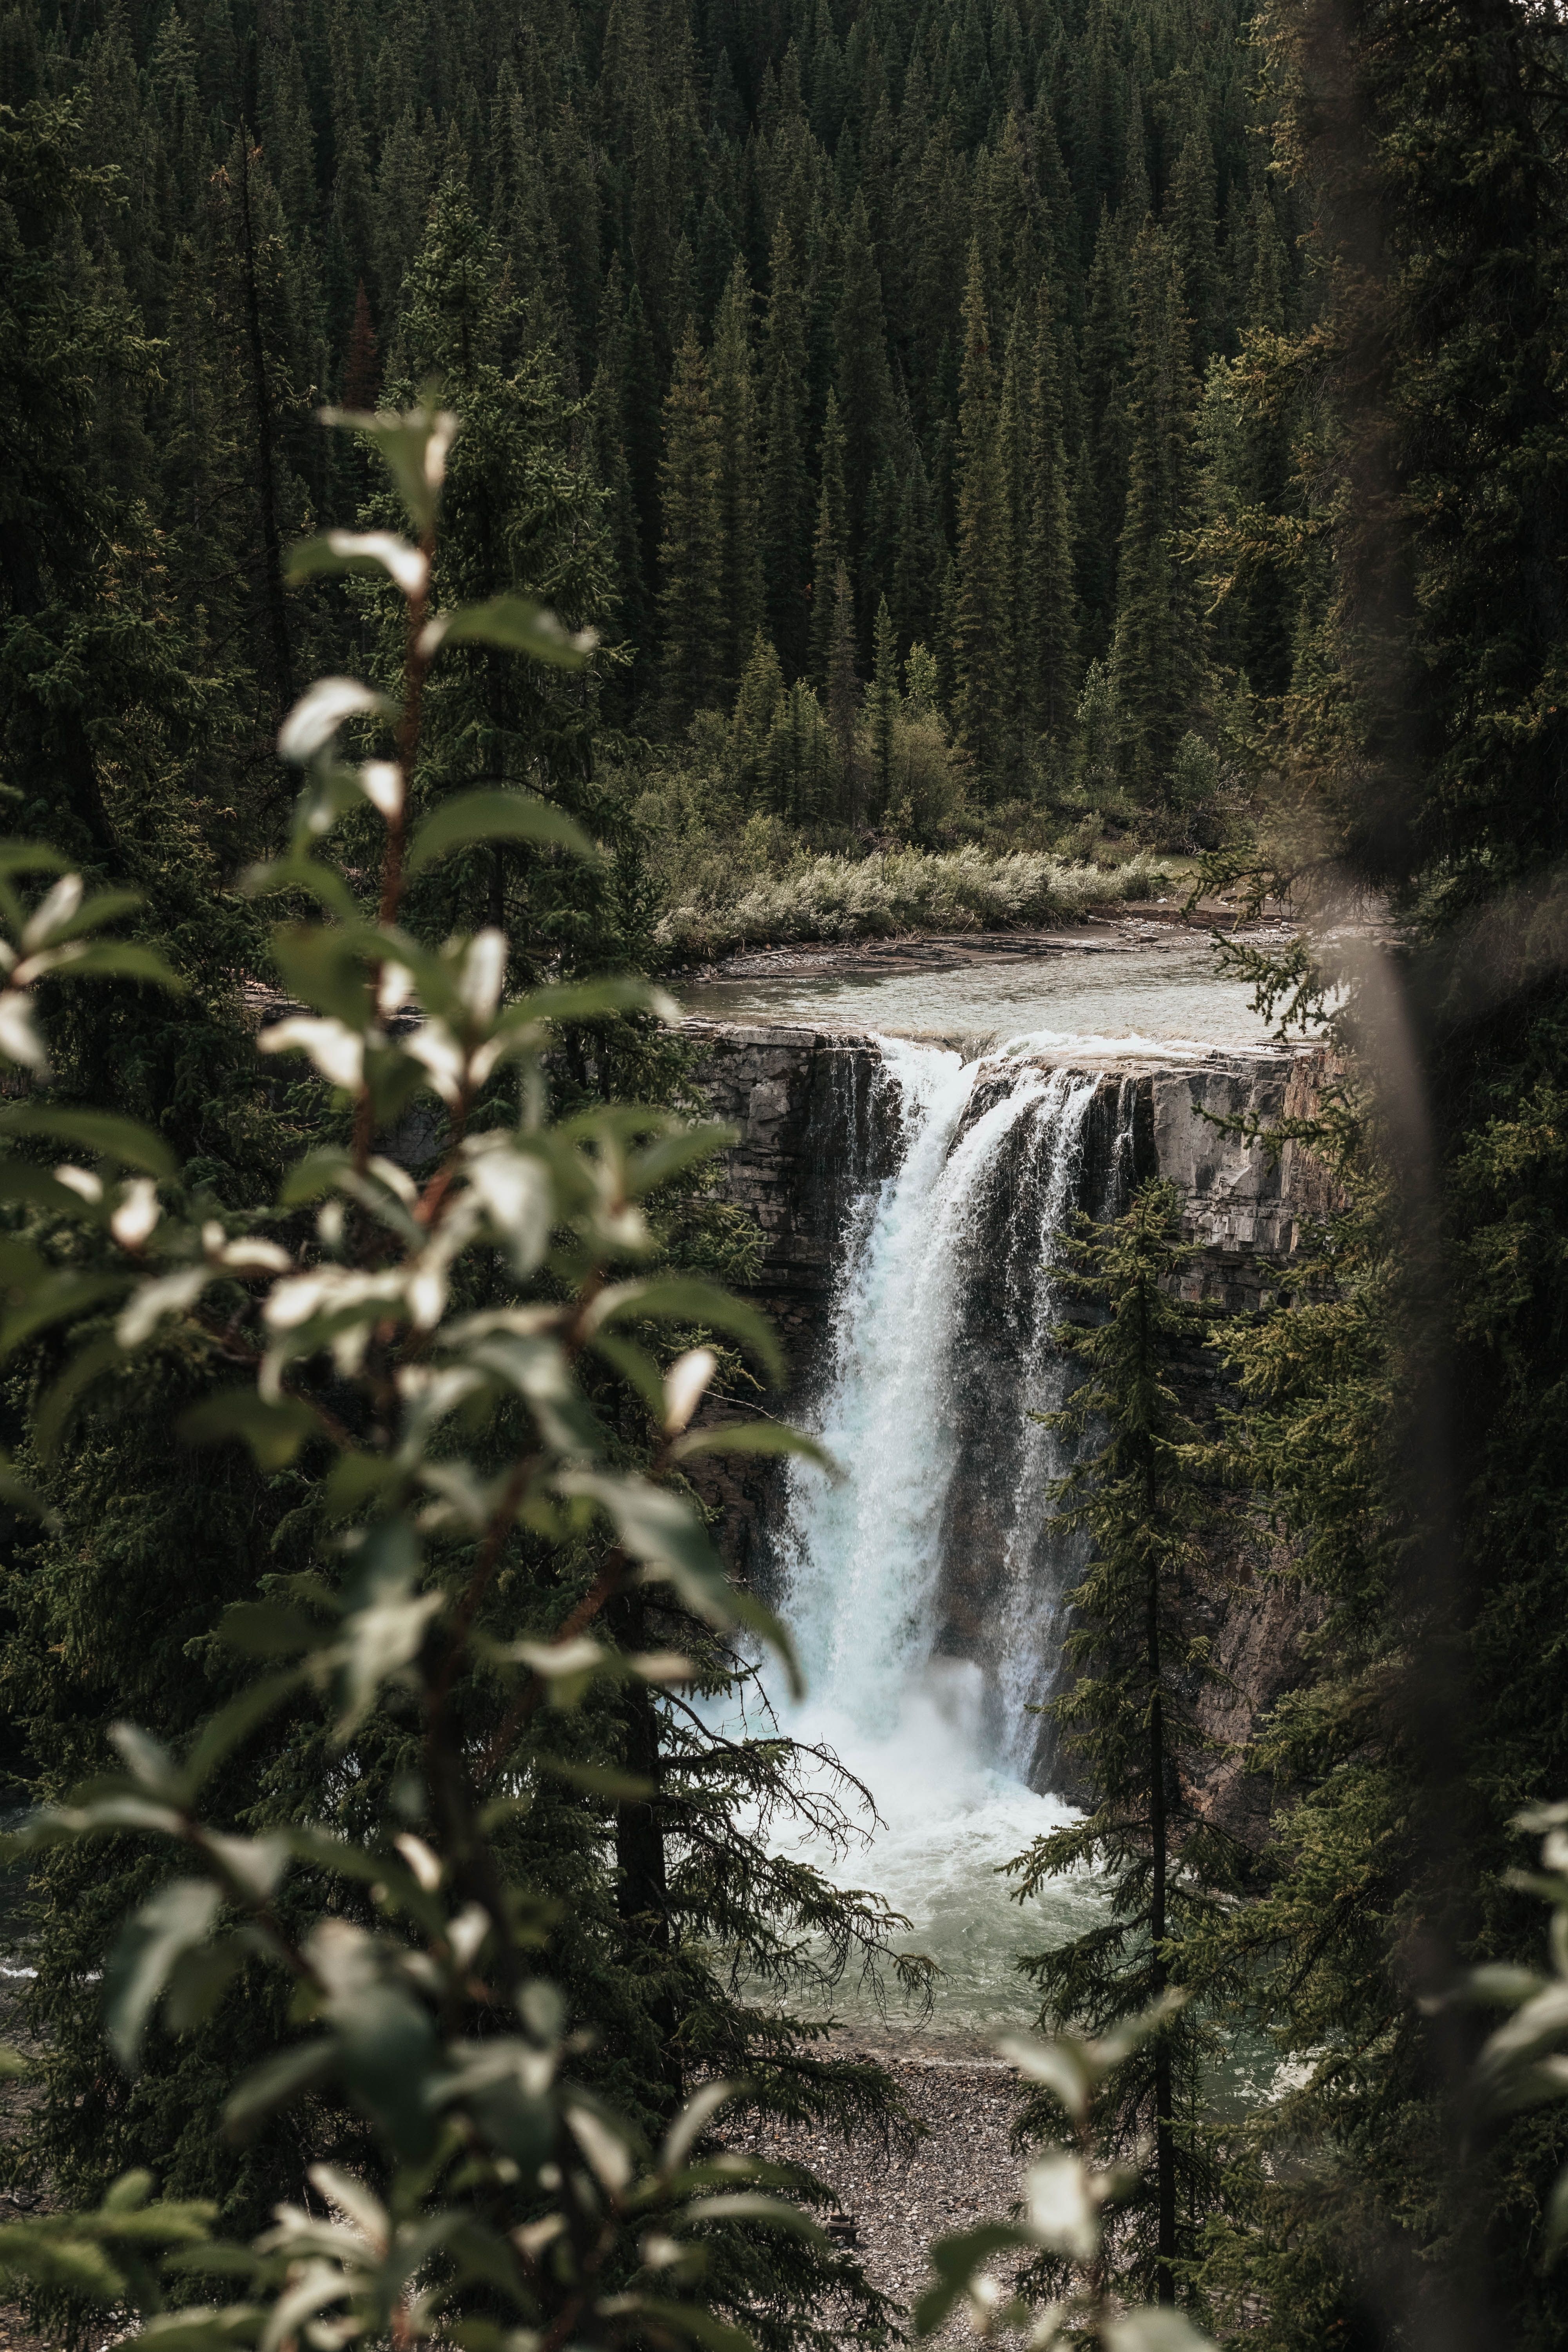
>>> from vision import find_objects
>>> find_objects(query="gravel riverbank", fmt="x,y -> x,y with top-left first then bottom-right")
724,2025 -> 1027,2345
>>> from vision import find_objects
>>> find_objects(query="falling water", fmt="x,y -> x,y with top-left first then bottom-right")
760,1039 -> 1140,2029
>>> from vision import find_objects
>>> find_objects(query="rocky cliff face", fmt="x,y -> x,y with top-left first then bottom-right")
685,1018 -> 1335,1837
687,1017 -> 1335,1322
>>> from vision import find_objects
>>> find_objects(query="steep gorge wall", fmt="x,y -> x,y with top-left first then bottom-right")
685,1018 -> 1334,1837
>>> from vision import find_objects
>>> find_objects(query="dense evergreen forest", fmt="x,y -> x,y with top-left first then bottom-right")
5,0 -> 1568,2346
2,0 -> 1296,885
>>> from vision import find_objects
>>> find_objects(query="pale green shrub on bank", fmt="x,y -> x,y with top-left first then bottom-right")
655,843 -> 1171,963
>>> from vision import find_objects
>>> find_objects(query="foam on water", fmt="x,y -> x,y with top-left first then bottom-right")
751,1034 -> 1122,2029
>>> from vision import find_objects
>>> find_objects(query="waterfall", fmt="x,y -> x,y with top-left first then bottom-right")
778,1039 -> 1129,1783
754,1035 -> 1137,2027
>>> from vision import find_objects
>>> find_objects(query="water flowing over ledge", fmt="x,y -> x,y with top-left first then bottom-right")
689,974 -> 1331,2031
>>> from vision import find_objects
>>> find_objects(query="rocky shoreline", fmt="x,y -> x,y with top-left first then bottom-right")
724,2025 -> 1026,2346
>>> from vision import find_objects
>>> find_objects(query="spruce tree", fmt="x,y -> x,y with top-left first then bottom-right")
867,593 -> 899,819
807,386 -> 849,686
952,239 -> 1014,792
709,258 -> 766,700
656,325 -> 726,735
833,187 -> 896,586
1109,222 -> 1203,804
1166,124 -> 1222,366
1021,278 -> 1079,757
1078,203 -> 1133,657
825,559 -> 861,820
759,221 -> 812,678
891,447 -> 946,659
1010,1179 -> 1238,2310
732,628 -> 786,799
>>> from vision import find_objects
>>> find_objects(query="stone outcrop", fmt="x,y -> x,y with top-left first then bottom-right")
687,1017 -> 1336,1331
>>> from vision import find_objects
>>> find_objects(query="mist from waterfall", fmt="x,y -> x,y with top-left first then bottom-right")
757,1037 -> 1135,2029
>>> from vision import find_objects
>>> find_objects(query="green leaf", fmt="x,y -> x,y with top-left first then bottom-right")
0,845 -> 69,880
1545,2160 -> 1568,2267
58,943 -> 185,991
405,789 -> 597,878
0,1106 -> 175,1177
586,1332 -> 667,1418
497,976 -> 678,1032
426,593 -> 594,667
625,1126 -> 735,1195
674,2194 -> 826,2238
105,1880 -> 223,2069
287,530 -> 426,595
558,1470 -> 801,1696
0,2223 -> 126,2301
670,1423 -> 838,1474
180,1392 -> 324,1471
163,1939 -> 245,2033
0,1162 -> 110,1220
0,1272 -> 127,1363
241,855 -> 361,922
590,1280 -> 785,1385
0,2046 -> 29,2081
277,675 -> 395,765
996,2032 -> 1092,2121
320,401 -> 457,535
621,2299 -> 751,2352
34,1333 -> 124,1461
913,2223 -> 1035,2337
217,1601 -> 328,1658
184,1672 -> 306,1793
224,2040 -> 337,2141
660,2082 -> 741,2177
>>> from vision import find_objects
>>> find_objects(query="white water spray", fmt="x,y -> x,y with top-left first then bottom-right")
763,1039 -> 1131,2027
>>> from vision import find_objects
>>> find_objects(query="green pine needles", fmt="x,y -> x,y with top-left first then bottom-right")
1010,1180 -> 1240,2311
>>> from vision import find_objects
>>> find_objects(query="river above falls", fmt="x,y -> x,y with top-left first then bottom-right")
678,933 -> 1300,1057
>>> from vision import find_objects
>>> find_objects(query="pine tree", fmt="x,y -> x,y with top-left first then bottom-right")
1010,1180 -> 1238,2310
759,221 -> 812,680
340,281 -> 379,408
656,325 -> 726,734
891,447 -> 945,658
326,0 -> 376,342
1109,223 -> 1203,803
867,592 -> 899,818
833,187 -> 896,582
825,559 -> 861,819
732,629 -> 785,798
763,677 -> 836,823
381,179 -> 619,950
588,256 -> 652,674
1078,203 -> 1133,656
709,258 -> 765,700
1021,277 -> 1079,755
1165,125 -> 1222,365
951,240 -> 1013,792
807,386 -> 849,686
